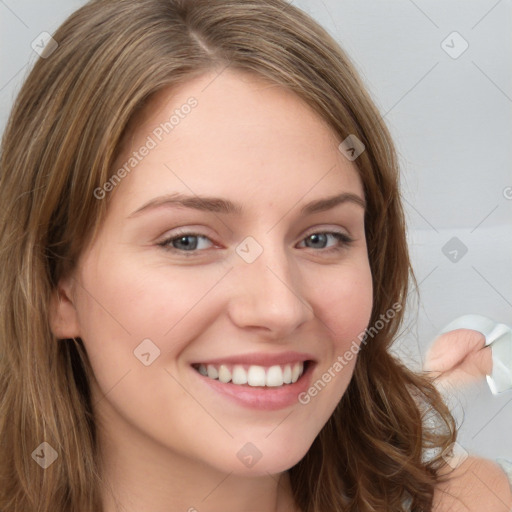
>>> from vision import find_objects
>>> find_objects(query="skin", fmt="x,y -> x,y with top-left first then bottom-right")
433,456 -> 512,512
424,329 -> 493,391
50,69 -> 373,512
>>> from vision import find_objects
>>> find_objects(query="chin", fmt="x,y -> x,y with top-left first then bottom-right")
209,436 -> 314,477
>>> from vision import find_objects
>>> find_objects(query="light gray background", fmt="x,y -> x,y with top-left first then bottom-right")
1,1 -> 511,460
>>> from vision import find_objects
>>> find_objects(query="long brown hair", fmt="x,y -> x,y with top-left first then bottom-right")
0,0 -> 456,510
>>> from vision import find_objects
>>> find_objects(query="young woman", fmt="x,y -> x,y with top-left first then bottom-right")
0,1 -> 510,511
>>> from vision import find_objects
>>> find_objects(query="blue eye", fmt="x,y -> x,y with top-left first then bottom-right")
158,233 -> 213,253
298,232 -> 353,252
158,230 -> 353,256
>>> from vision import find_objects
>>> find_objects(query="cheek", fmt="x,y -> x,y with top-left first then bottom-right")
72,259 -> 228,440
313,260 -> 374,347
78,250 -> 222,329
299,260 -> 373,413
73,254 -> 228,385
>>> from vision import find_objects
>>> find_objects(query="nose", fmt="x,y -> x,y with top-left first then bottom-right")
226,242 -> 314,338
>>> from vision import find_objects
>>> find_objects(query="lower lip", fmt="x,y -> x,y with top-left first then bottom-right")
191,362 -> 316,411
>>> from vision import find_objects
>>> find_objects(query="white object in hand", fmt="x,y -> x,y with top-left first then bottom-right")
439,315 -> 512,395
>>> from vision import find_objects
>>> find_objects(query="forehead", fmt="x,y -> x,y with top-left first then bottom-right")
109,69 -> 364,215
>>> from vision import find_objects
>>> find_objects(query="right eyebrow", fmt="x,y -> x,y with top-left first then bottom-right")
128,193 -> 243,218
127,191 -> 366,219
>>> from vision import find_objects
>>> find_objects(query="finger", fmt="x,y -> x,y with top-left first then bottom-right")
465,345 -> 493,376
428,345 -> 493,390
424,329 -> 486,372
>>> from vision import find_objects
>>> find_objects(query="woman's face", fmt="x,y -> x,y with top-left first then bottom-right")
54,69 -> 373,476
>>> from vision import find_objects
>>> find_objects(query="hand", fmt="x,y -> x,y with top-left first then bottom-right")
424,328 -> 493,391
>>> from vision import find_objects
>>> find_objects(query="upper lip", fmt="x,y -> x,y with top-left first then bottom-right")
192,351 -> 316,367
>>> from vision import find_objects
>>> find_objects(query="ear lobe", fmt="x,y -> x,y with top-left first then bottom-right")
49,279 -> 81,340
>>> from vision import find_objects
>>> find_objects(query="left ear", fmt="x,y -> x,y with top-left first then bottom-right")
49,275 -> 81,339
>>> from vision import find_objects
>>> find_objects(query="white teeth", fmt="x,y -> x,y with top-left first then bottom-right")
291,362 -> 303,383
266,365 -> 283,387
218,364 -> 231,383
207,364 -> 219,379
195,361 -> 305,387
247,365 -> 266,386
283,364 -> 292,384
232,365 -> 248,385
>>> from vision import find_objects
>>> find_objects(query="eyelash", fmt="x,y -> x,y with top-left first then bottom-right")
157,230 -> 354,256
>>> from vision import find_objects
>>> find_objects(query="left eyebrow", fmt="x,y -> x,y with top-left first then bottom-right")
300,192 -> 366,214
127,191 -> 366,218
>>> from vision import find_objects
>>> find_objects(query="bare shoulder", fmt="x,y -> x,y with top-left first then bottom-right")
433,455 -> 512,512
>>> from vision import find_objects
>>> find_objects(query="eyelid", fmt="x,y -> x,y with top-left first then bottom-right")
157,229 -> 217,251
302,224 -> 351,238
157,226 -> 216,242
157,226 -> 354,257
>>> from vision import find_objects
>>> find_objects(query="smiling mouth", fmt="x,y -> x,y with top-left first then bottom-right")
191,360 -> 313,387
